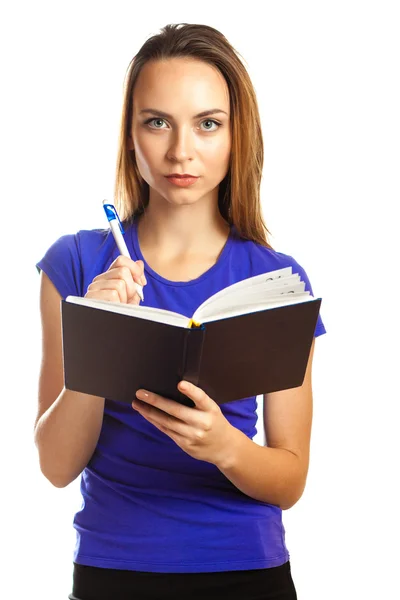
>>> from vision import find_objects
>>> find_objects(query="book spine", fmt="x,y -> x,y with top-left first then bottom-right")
181,324 -> 205,387
188,318 -> 202,328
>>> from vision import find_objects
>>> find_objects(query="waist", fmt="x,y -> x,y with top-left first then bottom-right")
70,560 -> 293,599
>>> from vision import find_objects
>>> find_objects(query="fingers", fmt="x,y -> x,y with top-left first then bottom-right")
85,256 -> 147,304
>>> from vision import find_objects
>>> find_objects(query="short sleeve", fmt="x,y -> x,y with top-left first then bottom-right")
35,233 -> 83,299
289,256 -> 327,338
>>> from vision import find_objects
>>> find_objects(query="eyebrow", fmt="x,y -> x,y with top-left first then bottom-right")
139,108 -> 229,119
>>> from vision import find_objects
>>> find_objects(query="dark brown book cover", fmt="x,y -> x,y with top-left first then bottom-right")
61,298 -> 322,408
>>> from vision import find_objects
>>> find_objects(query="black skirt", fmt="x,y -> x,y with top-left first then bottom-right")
68,560 -> 297,600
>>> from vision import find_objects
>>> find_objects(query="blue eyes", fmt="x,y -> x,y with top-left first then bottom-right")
143,118 -> 221,132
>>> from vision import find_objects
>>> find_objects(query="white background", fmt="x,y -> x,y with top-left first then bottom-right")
1,1 -> 399,598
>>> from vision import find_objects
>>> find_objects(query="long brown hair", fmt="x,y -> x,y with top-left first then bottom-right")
113,23 -> 273,248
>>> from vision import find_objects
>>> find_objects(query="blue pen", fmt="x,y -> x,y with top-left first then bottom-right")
102,200 -> 144,302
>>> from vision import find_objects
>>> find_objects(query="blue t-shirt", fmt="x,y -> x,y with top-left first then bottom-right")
36,219 -> 326,573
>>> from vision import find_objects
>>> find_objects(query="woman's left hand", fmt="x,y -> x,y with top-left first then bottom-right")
133,381 -> 236,466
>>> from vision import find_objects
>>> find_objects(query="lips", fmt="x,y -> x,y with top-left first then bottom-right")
165,175 -> 199,187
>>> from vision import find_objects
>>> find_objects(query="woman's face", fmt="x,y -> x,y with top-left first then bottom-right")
129,58 -> 231,208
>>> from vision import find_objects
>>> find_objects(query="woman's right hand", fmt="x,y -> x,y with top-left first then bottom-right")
84,256 -> 147,304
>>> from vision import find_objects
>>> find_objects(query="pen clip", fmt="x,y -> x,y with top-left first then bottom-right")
103,202 -> 125,235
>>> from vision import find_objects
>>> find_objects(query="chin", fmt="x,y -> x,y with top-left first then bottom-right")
163,187 -> 203,203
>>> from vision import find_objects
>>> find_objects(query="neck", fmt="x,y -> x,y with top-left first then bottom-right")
136,200 -> 230,260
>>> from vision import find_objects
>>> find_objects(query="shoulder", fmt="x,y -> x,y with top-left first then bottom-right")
38,226 -> 110,258
36,226 -> 115,299
231,231 -> 307,281
75,226 -> 113,258
231,235 -> 326,338
37,226 -> 113,273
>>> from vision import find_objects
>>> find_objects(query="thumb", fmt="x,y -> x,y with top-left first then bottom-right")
136,260 -> 147,285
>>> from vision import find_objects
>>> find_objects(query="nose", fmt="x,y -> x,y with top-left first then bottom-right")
166,126 -> 195,162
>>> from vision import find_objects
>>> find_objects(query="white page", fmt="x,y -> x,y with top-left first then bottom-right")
65,266 -> 306,329
194,282 -> 308,321
196,274 -> 303,315
65,296 -> 190,328
195,266 -> 294,313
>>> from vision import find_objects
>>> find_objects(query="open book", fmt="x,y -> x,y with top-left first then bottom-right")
61,266 -> 322,407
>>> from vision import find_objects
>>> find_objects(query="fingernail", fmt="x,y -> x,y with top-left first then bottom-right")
141,275 -> 147,286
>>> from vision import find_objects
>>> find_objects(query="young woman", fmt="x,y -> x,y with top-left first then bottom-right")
35,23 -> 326,600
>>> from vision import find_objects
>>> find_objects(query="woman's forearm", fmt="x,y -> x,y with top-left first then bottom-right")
215,428 -> 306,510
34,387 -> 105,488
